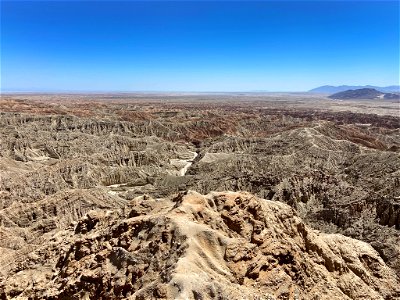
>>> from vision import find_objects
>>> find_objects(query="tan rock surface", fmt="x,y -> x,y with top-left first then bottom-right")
1,191 -> 399,299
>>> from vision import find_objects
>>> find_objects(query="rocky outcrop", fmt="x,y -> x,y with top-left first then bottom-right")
377,197 -> 400,229
1,191 -> 399,300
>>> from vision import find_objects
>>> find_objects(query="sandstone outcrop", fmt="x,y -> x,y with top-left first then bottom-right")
1,191 -> 399,300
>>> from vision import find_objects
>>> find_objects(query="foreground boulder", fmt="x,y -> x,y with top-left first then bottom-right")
1,191 -> 399,299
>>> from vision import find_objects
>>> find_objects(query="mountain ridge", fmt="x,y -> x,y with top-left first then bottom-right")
310,85 -> 400,93
328,88 -> 400,100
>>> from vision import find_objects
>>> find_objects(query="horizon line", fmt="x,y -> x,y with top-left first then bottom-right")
0,90 -> 312,94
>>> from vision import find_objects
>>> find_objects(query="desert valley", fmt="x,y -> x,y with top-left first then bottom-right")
0,93 -> 399,299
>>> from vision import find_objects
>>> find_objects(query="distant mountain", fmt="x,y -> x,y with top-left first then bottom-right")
309,85 -> 400,93
328,88 -> 400,100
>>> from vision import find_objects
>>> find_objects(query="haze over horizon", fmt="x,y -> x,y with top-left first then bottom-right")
1,1 -> 399,92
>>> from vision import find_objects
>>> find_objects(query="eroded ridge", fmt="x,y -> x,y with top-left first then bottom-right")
1,191 -> 399,300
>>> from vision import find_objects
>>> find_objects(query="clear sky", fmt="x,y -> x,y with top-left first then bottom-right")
1,1 -> 399,92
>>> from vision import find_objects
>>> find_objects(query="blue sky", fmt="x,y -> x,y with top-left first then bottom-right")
1,1 -> 399,92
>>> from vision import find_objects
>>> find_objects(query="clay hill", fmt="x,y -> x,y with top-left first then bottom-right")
328,88 -> 400,100
2,191 -> 400,299
0,94 -> 399,299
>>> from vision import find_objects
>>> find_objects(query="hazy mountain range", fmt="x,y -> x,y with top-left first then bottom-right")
328,88 -> 400,100
309,85 -> 400,93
